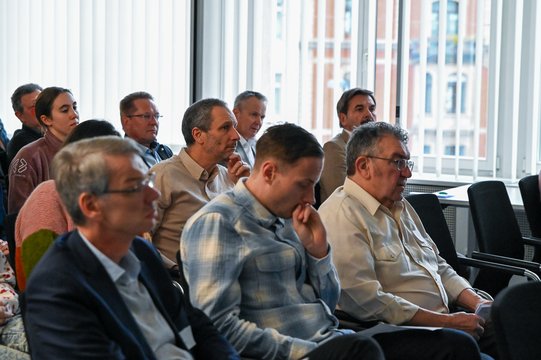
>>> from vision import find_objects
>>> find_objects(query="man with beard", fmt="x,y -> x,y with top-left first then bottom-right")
151,98 -> 249,269
319,88 -> 376,203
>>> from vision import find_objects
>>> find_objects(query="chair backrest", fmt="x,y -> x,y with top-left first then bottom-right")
405,194 -> 461,274
467,181 -> 525,296
467,181 -> 524,259
175,250 -> 190,299
492,281 -> 541,360
519,175 -> 541,238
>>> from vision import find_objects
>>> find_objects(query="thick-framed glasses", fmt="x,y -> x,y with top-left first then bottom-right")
126,113 -> 163,121
365,156 -> 414,172
103,172 -> 156,195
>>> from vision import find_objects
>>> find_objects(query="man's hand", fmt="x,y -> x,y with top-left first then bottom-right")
0,299 -> 16,325
0,240 -> 8,257
227,153 -> 250,183
446,312 -> 485,340
292,203 -> 328,259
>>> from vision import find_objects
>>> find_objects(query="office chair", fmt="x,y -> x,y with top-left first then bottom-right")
467,181 -> 541,295
518,174 -> 541,262
175,250 -> 191,300
492,281 -> 541,360
405,193 -> 539,298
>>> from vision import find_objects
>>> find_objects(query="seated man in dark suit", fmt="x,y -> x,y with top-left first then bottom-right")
22,136 -> 238,360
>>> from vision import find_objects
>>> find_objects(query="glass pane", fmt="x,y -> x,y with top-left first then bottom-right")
402,0 -> 491,166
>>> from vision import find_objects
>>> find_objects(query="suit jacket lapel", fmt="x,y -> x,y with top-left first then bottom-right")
65,232 -> 157,357
236,142 -> 253,167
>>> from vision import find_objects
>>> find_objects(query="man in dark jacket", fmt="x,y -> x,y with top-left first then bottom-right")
22,136 -> 238,360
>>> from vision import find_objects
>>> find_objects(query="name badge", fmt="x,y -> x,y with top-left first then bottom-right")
179,325 -> 196,350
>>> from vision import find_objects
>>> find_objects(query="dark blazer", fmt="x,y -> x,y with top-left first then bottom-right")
22,231 -> 239,360
235,141 -> 255,168
319,130 -> 350,203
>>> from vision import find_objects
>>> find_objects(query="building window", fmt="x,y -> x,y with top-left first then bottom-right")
426,73 -> 433,114
446,74 -> 467,114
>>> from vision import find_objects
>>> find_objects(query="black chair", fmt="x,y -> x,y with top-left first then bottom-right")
467,181 -> 541,295
406,193 -> 540,298
175,250 -> 190,300
518,174 -> 541,262
492,281 -> 541,360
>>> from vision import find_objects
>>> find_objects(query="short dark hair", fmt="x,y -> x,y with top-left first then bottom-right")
346,122 -> 408,176
35,87 -> 73,127
255,123 -> 323,168
119,91 -> 154,115
11,83 -> 43,113
336,88 -> 376,127
63,119 -> 120,146
181,98 -> 229,146
233,91 -> 267,109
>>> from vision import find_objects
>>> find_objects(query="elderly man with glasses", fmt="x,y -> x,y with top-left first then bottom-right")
318,122 -> 497,358
120,91 -> 173,167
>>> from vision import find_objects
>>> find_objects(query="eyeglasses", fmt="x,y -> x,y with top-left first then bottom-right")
365,156 -> 414,172
126,113 -> 163,121
103,172 -> 156,195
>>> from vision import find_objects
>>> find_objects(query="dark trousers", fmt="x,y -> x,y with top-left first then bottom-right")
302,328 -> 489,360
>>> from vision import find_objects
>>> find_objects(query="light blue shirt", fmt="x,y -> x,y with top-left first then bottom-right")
80,231 -> 193,360
181,180 -> 351,360
133,141 -> 161,167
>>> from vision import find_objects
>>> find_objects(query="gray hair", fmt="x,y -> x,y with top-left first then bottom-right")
52,136 -> 142,225
181,98 -> 229,146
233,90 -> 267,109
346,122 -> 408,176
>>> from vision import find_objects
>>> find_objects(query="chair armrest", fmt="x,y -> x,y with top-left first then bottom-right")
471,251 -> 541,275
523,236 -> 541,248
457,254 -> 541,282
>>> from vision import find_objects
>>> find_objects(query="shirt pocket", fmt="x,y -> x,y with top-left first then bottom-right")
373,243 -> 403,262
253,248 -> 297,304
411,231 -> 440,268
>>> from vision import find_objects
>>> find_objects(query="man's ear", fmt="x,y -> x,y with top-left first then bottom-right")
355,156 -> 370,178
14,111 -> 24,121
192,127 -> 205,144
120,114 -> 129,129
260,160 -> 277,184
78,192 -> 102,221
232,107 -> 240,118
338,112 -> 347,128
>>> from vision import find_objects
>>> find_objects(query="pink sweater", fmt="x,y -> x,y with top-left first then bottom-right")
15,180 -> 75,290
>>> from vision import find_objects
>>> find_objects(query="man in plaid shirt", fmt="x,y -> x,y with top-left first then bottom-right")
181,123 -> 485,360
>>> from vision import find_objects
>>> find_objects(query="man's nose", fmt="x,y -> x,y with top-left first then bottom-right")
231,127 -> 240,140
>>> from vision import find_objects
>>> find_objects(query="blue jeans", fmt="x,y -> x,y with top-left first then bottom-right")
0,314 -> 29,360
